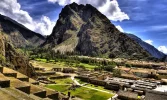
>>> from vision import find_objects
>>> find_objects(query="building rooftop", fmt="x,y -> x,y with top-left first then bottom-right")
154,85 -> 167,92
118,90 -> 138,99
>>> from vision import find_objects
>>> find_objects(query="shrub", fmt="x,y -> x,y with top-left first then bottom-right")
78,65 -> 86,69
113,69 -> 121,77
125,63 -> 132,68
0,54 -> 5,63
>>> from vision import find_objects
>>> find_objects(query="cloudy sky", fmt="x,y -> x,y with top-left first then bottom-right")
0,0 -> 167,54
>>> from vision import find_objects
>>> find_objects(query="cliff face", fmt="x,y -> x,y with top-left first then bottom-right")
0,14 -> 45,48
43,3 -> 151,58
127,34 -> 166,59
0,32 -> 36,77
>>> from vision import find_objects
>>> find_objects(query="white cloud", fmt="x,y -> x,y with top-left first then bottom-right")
116,25 -> 124,32
144,39 -> 153,45
158,46 -> 167,54
0,0 -> 55,35
48,0 -> 130,21
34,16 -> 55,36
150,25 -> 167,31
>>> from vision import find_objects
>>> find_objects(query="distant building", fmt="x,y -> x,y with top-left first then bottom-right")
145,90 -> 167,100
52,68 -> 62,72
157,70 -> 167,75
132,69 -> 156,78
105,81 -> 121,91
117,90 -> 139,100
63,68 -> 75,73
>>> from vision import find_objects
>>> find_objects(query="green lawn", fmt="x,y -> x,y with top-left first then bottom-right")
35,58 -> 47,62
78,63 -> 97,70
45,85 -> 71,92
46,78 -> 113,100
67,87 -> 112,100
50,78 -> 74,84
34,61 -> 65,68
46,85 -> 112,100
75,78 -> 86,84
85,84 -> 112,93
33,59 -> 97,70
76,78 -> 112,93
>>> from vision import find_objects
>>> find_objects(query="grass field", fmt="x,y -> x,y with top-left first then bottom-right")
69,87 -> 113,100
31,60 -> 66,70
85,84 -> 112,93
78,63 -> 97,70
75,78 -> 86,84
49,78 -> 74,84
76,78 -> 112,93
45,84 -> 113,100
35,58 -> 47,62
33,58 -> 97,70
46,85 -> 71,92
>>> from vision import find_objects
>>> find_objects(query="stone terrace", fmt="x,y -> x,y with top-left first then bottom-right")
0,66 -> 69,100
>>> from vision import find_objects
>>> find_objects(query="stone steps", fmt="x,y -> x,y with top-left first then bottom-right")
0,67 -> 69,100
0,67 -> 29,82
1,87 -> 34,100
45,87 -> 60,100
17,73 -> 29,82
7,77 -> 31,94
0,88 -> 18,100
30,84 -> 46,98
0,73 -> 10,88
29,78 -> 39,85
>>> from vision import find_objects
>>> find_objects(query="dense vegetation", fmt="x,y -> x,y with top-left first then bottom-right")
27,48 -> 119,72
25,47 -> 164,72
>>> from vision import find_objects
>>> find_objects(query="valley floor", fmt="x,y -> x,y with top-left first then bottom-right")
30,57 -> 167,100
45,77 -> 113,100
30,60 -> 114,100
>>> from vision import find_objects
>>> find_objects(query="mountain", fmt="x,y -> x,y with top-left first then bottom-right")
126,34 -> 166,59
0,32 -> 36,77
42,3 -> 151,59
0,14 -> 45,48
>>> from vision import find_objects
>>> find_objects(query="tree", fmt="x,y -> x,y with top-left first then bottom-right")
125,63 -> 132,68
0,54 -> 5,64
104,65 -> 115,72
113,69 -> 121,77
109,53 -> 116,61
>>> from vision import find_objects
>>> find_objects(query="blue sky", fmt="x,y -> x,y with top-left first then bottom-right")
0,0 -> 167,54
115,0 -> 167,48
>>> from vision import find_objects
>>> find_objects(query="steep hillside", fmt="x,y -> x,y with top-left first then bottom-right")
0,14 -> 45,48
43,3 -> 151,59
127,34 -> 166,59
0,32 -> 36,77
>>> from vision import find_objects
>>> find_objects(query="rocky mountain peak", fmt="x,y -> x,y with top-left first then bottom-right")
42,3 -> 151,59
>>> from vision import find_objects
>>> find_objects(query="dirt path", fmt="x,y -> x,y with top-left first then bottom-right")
71,76 -> 114,94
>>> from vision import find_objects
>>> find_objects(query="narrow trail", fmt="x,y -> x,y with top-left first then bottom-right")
71,76 -> 114,94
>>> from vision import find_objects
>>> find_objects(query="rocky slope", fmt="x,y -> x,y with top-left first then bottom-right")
0,32 -> 36,77
43,3 -> 151,59
127,34 -> 166,59
0,14 -> 45,48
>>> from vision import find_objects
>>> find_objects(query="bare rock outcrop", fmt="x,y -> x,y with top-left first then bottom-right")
0,32 -> 36,77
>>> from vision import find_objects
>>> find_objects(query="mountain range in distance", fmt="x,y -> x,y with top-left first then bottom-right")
0,2 -> 166,60
0,14 -> 45,48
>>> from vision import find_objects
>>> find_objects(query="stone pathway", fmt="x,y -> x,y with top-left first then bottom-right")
71,76 -> 114,94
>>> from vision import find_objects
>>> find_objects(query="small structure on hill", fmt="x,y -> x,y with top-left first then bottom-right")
117,90 -> 139,100
52,68 -> 62,72
63,68 -> 75,73
157,70 -> 167,75
145,90 -> 167,100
